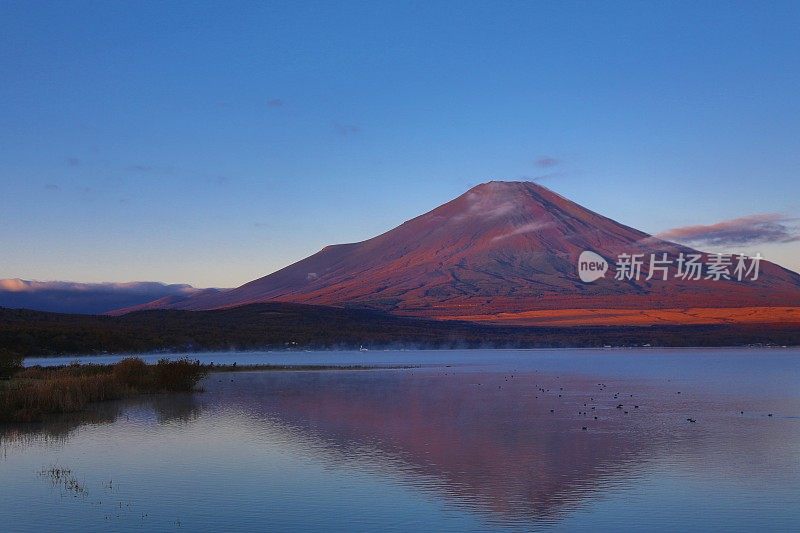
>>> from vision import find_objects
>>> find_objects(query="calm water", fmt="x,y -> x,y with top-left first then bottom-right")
4,349 -> 800,531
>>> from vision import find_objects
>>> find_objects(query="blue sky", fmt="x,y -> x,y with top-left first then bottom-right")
2,0 -> 798,287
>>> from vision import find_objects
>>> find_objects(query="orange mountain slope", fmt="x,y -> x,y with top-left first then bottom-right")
122,181 -> 800,325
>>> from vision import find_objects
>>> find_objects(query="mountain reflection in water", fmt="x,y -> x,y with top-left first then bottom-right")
207,370 -> 688,523
2,355 -> 799,532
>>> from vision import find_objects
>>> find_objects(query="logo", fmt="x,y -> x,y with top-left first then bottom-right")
578,251 -> 608,283
577,250 -> 762,283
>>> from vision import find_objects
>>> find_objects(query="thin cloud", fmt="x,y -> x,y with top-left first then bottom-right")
453,184 -> 519,222
492,221 -> 553,241
535,156 -> 559,168
125,164 -> 176,175
657,213 -> 800,246
333,122 -> 361,136
0,279 -> 205,296
518,172 -> 562,183
0,279 -> 216,315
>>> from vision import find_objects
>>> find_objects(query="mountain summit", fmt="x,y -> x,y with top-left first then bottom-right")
125,181 -> 800,324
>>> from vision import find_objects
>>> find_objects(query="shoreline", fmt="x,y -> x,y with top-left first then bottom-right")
23,344 -> 799,368
0,360 -> 420,424
205,363 -> 419,372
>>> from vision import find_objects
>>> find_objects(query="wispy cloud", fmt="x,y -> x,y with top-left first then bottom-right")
657,213 -> 800,246
453,192 -> 515,222
518,172 -> 563,183
0,279 -> 217,315
127,164 -> 154,172
492,221 -> 553,241
0,279 -> 205,295
535,156 -> 560,168
453,184 -> 521,222
124,164 -> 176,175
333,122 -> 361,136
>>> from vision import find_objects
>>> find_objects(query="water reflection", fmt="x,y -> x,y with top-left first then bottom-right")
201,370 -> 699,524
2,362 -> 799,531
1,392 -> 202,454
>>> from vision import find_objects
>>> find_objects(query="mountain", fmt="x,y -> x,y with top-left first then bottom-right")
122,181 -> 800,324
0,279 -> 222,315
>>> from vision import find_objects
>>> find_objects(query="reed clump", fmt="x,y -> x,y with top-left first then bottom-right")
153,358 -> 207,392
0,349 -> 23,379
0,357 -> 207,423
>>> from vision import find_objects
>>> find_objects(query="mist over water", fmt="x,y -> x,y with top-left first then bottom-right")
4,349 -> 800,531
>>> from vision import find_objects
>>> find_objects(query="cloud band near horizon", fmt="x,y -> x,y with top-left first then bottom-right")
657,213 -> 800,246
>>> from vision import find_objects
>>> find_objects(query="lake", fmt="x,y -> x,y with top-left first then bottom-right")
4,348 -> 800,531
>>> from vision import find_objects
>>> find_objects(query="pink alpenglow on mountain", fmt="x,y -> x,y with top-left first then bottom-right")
123,181 -> 800,325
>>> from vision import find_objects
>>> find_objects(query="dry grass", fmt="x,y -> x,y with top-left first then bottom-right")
0,357 -> 207,423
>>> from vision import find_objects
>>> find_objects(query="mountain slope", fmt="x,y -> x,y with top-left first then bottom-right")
125,181 -> 800,320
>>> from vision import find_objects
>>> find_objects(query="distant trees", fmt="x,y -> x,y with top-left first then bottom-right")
0,304 -> 798,356
0,348 -> 23,379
